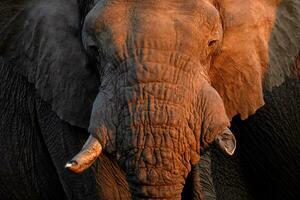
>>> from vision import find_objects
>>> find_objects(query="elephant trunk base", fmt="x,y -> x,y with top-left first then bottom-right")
130,185 -> 183,200
126,167 -> 185,199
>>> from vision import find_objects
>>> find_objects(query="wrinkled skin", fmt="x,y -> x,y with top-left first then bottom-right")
0,60 -> 131,199
201,1 -> 300,199
68,1 -> 236,198
205,1 -> 300,199
0,0 -> 299,199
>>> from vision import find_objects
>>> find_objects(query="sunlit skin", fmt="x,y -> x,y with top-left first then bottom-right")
66,0 -> 278,199
65,0 -> 279,199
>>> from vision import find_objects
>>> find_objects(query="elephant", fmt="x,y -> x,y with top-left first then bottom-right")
0,0 -> 299,200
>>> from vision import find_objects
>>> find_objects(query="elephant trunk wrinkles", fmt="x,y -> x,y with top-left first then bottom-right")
118,87 -> 198,199
89,50 -> 229,199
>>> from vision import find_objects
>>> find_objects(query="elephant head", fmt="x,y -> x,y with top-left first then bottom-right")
0,0 -> 285,199
65,0 -> 280,198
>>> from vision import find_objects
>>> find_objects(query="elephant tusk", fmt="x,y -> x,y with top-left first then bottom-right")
65,135 -> 102,173
215,128 -> 237,156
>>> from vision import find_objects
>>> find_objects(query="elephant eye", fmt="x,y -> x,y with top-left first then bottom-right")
208,39 -> 218,47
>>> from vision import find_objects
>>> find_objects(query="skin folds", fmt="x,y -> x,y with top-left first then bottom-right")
67,1 -> 235,198
1,0 -> 292,199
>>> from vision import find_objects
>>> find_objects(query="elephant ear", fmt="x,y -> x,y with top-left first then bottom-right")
265,0 -> 300,89
209,0 -> 281,120
0,0 -> 99,128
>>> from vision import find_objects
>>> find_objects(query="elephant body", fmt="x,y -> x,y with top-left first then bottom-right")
0,0 -> 299,199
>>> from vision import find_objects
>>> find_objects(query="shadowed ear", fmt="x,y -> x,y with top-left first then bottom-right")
0,0 -> 99,128
265,0 -> 300,89
209,0 -> 280,120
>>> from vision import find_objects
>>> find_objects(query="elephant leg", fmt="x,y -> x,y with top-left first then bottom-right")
183,145 -> 253,200
210,147 -> 253,200
182,150 -> 216,200
92,154 -> 131,200
197,151 -> 216,200
0,59 -> 65,200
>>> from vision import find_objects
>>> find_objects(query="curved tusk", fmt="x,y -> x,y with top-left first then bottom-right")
65,135 -> 102,173
215,128 -> 237,156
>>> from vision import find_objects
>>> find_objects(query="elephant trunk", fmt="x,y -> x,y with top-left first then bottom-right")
119,125 -> 196,199
117,95 -> 198,199
97,52 -> 203,199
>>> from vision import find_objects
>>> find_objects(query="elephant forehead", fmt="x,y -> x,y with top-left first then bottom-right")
94,0 -> 220,33
87,0 -> 222,58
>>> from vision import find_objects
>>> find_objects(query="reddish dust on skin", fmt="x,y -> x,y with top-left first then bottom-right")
115,56 -> 201,198
209,0 -> 279,120
86,2 -> 228,198
77,0 -> 280,199
91,51 -> 230,199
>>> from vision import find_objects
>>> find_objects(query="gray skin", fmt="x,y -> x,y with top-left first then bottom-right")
1,0 -> 299,200
0,0 -> 234,199
210,76 -> 300,200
